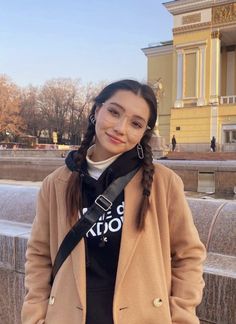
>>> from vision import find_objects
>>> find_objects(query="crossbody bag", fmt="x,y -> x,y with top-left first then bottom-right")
51,166 -> 140,285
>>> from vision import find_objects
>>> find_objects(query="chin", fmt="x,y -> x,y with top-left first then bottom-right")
108,149 -> 124,156
104,142 -> 125,153
105,147 -> 126,157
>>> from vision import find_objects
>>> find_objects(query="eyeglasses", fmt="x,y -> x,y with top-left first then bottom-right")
101,103 -> 151,133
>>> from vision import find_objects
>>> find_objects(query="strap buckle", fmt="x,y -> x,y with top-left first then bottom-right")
95,195 -> 112,211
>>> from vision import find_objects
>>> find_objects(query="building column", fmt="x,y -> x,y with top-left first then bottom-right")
210,30 -> 221,105
197,45 -> 206,106
174,49 -> 184,108
210,105 -> 218,142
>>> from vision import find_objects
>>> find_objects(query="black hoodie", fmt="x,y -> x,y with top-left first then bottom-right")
65,147 -> 142,324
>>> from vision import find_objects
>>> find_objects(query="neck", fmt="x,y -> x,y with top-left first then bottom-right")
87,145 -> 121,163
86,145 -> 121,179
89,145 -> 115,162
90,151 -> 112,162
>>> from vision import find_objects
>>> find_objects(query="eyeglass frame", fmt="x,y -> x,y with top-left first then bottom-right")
98,102 -> 152,132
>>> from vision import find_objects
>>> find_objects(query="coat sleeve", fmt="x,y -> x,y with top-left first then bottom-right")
167,173 -> 206,324
21,176 -> 52,324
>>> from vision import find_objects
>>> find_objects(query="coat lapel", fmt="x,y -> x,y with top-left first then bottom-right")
71,240 -> 86,310
115,169 -> 143,292
55,172 -> 87,311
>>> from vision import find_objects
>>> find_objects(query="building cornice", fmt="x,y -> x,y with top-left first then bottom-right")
173,21 -> 212,34
142,44 -> 173,57
163,0 -> 236,15
175,39 -> 207,50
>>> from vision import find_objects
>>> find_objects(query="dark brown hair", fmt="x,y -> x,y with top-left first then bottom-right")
66,79 -> 157,229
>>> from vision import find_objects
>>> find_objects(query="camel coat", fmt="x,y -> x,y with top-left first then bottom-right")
22,163 -> 206,324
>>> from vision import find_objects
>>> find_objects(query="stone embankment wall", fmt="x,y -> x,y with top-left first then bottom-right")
0,149 -> 70,158
1,157 -> 236,194
0,184 -> 235,323
0,157 -> 64,181
159,160 -> 236,194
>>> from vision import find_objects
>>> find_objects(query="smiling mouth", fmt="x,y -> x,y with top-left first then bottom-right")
106,133 -> 125,144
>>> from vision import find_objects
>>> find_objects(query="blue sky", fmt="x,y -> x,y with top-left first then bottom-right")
0,0 -> 173,86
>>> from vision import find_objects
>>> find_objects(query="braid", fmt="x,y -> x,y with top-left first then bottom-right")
76,122 -> 96,166
66,121 -> 95,224
137,130 -> 155,230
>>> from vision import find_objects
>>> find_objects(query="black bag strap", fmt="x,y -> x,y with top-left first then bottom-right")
51,167 -> 140,285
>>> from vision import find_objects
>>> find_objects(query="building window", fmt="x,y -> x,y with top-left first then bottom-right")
224,130 -> 236,143
233,131 -> 236,142
225,131 -> 230,143
184,52 -> 197,98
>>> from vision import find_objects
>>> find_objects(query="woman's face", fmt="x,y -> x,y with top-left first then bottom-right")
93,90 -> 150,161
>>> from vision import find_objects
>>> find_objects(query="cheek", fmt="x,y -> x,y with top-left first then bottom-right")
95,115 -> 110,136
128,132 -> 145,145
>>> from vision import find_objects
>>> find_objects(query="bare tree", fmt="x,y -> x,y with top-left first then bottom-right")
68,81 -> 105,145
37,78 -> 81,143
20,85 -> 44,138
1,76 -> 106,145
36,78 -> 105,145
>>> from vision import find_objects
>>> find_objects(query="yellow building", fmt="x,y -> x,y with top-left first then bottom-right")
142,0 -> 236,152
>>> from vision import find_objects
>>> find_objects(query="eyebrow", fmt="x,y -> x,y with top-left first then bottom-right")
108,102 -> 147,123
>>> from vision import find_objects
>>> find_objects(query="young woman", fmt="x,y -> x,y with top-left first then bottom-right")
22,80 -> 206,324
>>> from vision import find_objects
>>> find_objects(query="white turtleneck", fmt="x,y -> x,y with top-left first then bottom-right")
86,145 -> 122,180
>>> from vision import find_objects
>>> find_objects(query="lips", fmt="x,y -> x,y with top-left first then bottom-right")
106,133 -> 125,144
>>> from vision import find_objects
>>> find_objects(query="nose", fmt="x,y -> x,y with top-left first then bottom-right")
113,117 -> 127,134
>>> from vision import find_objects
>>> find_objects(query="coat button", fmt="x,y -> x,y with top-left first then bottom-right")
153,298 -> 162,307
49,296 -> 55,305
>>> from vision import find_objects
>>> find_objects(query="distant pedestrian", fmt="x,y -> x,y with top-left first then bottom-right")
210,136 -> 216,152
171,135 -> 177,151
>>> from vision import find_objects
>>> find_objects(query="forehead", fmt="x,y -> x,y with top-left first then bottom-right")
105,90 -> 150,120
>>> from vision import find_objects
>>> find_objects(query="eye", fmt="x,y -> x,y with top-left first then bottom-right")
107,107 -> 120,117
131,121 -> 143,129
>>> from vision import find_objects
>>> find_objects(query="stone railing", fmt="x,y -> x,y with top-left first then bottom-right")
0,185 -> 39,324
220,95 -> 236,105
0,157 -> 64,181
0,185 -> 236,324
159,159 -> 236,194
0,149 -> 70,158
1,158 -> 236,195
